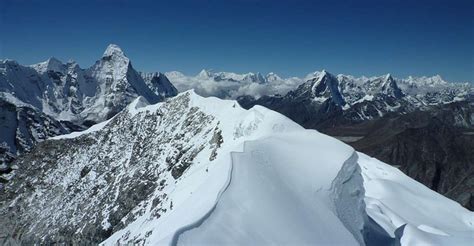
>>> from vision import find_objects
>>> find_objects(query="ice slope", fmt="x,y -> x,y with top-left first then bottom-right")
359,153 -> 474,245
177,136 -> 360,245
102,90 -> 366,245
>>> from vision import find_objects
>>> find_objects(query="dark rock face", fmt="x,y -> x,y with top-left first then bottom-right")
141,72 -> 179,98
348,102 -> 474,210
0,93 -> 221,244
0,98 -> 72,182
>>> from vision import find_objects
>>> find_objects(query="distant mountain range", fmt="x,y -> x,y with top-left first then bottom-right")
1,45 -> 473,244
1,45 -> 473,210
0,44 -> 177,176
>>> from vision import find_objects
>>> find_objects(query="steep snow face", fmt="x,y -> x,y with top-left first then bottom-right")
1,91 -> 367,245
359,153 -> 474,245
83,44 -> 161,122
30,57 -> 66,74
140,72 -> 178,98
177,138 -> 361,245
310,70 -> 347,106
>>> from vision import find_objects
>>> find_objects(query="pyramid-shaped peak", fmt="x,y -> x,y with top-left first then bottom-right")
30,57 -> 65,74
47,57 -> 63,64
103,44 -> 126,58
317,69 -> 334,81
198,69 -> 213,78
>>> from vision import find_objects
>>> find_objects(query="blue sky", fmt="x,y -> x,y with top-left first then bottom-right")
1,0 -> 473,82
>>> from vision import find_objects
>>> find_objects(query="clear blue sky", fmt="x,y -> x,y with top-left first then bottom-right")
1,0 -> 473,82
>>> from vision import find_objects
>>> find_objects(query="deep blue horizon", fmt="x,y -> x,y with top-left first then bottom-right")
1,0 -> 473,82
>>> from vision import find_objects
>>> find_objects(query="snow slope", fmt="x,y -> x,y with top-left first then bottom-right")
177,136 -> 360,245
359,153 -> 474,244
101,91 -> 365,245
101,91 -> 472,245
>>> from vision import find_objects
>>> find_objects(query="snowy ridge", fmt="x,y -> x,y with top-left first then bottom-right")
329,152 -> 366,245
175,139 -> 362,245
169,143 -> 235,246
359,153 -> 474,244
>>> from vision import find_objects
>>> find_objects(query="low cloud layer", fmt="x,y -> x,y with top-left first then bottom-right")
165,71 -> 307,99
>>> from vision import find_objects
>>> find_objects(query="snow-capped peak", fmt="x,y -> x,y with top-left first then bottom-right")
304,70 -> 324,81
242,72 -> 266,83
30,57 -> 65,74
310,70 -> 347,106
380,73 -> 404,98
197,69 -> 213,78
265,72 -> 282,82
320,69 -> 328,79
102,44 -> 126,59
406,75 -> 448,86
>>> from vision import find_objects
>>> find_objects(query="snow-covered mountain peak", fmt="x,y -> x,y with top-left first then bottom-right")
242,72 -> 266,83
30,57 -> 66,74
304,70 -> 323,81
380,73 -> 404,98
310,70 -> 347,106
319,69 -> 328,79
265,72 -> 282,82
140,71 -> 178,98
405,75 -> 449,86
197,69 -> 213,78
102,44 -> 126,59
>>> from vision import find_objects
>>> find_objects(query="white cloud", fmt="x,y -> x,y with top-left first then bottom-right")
165,71 -> 306,99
